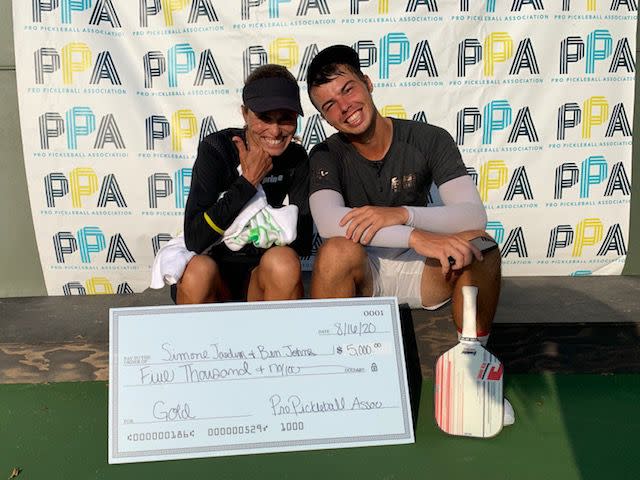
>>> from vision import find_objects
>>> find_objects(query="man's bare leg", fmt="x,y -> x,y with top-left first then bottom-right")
311,237 -> 373,298
420,230 -> 502,335
176,255 -> 231,304
247,246 -> 304,301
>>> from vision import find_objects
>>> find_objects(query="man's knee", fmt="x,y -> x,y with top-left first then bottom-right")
459,230 -> 502,270
469,230 -> 501,263
459,229 -> 492,242
315,237 -> 366,271
420,266 -> 454,309
311,238 -> 371,298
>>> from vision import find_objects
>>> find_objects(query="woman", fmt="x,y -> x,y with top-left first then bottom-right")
176,64 -> 311,304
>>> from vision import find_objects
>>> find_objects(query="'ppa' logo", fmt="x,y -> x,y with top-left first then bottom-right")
354,35 -> 439,80
33,0 -> 121,26
39,107 -> 125,149
554,156 -> 630,200
467,161 -> 534,203
486,220 -> 529,258
145,111 -> 217,151
152,233 -> 173,255
458,33 -> 539,77
139,0 -> 219,27
547,218 -> 626,257
244,34 -> 438,82
459,0 -> 548,12
456,100 -> 539,145
561,0 -> 637,12
350,0 -> 440,14
298,114 -> 327,151
378,105 -> 429,125
148,169 -> 192,209
44,168 -> 127,208
244,38 -> 309,81
143,44 -> 223,88
53,227 -> 135,263
557,96 -> 631,140
241,0 -> 330,19
63,277 -> 133,295
34,43 -> 120,85
560,30 -> 634,75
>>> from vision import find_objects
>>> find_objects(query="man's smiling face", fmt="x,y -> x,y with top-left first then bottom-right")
309,67 -> 376,139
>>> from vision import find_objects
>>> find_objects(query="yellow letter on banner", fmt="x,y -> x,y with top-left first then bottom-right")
572,218 -> 604,256
479,160 -> 509,202
61,43 -> 92,85
269,38 -> 299,68
582,96 -> 609,139
380,105 -> 407,119
161,0 -> 189,26
171,109 -> 197,152
86,277 -> 114,294
483,33 -> 513,77
70,167 -> 99,208
378,0 -> 389,14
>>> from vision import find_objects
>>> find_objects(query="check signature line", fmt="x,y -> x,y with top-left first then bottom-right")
127,414 -> 253,425
124,370 -> 365,388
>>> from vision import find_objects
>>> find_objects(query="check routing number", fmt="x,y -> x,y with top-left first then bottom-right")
108,297 -> 414,464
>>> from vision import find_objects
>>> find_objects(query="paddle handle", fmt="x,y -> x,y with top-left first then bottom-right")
461,286 -> 479,340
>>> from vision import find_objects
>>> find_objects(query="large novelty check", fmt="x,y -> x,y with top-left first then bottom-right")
108,298 -> 414,464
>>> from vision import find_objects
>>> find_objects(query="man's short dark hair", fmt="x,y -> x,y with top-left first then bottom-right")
306,45 -> 366,88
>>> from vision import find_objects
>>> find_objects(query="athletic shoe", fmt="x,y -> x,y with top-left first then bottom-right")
504,397 -> 515,426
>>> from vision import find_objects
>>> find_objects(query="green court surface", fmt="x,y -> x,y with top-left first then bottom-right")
1,374 -> 638,480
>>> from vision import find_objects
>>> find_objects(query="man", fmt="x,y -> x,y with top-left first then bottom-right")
306,45 -> 501,344
177,64 -> 312,304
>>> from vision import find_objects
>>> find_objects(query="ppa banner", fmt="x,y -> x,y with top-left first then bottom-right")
12,1 -> 636,296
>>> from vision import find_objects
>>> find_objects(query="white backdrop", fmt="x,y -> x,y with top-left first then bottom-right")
12,1 -> 637,295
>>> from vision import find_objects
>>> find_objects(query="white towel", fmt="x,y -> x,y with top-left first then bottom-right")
223,202 -> 298,251
219,185 -> 268,242
149,234 -> 195,289
219,167 -> 298,251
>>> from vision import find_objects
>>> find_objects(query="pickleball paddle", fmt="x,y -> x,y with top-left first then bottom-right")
434,285 -> 504,438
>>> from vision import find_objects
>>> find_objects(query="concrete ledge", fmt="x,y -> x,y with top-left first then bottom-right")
1,276 -> 638,343
1,276 -> 638,383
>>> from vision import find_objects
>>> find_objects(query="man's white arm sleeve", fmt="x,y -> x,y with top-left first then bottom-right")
405,176 -> 487,233
310,190 -> 413,247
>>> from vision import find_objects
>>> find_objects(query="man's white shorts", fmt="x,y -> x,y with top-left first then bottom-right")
365,246 -> 431,309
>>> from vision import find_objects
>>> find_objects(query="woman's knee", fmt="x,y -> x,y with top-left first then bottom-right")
258,247 -> 302,283
180,255 -> 219,289
176,255 -> 223,304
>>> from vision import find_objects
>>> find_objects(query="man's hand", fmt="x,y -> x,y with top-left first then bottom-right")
409,229 -> 483,275
232,133 -> 272,187
340,206 -> 409,244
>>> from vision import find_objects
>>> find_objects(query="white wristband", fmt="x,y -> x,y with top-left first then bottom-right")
403,206 -> 415,228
